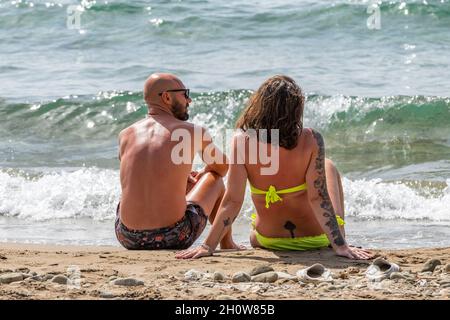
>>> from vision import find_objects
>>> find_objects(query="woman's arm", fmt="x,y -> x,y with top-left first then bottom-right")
306,129 -> 372,260
176,135 -> 248,259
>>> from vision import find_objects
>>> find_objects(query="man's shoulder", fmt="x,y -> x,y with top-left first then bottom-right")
172,121 -> 206,135
118,119 -> 148,141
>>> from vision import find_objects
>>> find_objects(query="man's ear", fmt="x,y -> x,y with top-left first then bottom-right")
161,92 -> 171,104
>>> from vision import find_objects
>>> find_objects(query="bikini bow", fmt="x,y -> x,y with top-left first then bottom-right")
265,185 -> 283,208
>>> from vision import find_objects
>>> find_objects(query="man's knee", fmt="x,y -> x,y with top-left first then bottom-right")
203,172 -> 225,191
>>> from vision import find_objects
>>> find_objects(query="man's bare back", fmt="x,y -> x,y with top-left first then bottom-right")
119,115 -> 199,229
115,73 -> 235,250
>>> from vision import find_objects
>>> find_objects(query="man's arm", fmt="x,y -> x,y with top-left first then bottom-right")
198,127 -> 229,177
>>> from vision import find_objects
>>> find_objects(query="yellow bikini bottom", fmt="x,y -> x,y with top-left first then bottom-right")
251,213 -> 345,251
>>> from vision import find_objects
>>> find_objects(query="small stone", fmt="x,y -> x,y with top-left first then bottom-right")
110,278 -> 144,286
0,273 -> 24,284
184,269 -> 205,281
232,272 -> 251,283
327,285 -> 337,290
251,272 -> 278,283
0,268 -> 13,274
421,259 -> 441,272
0,255 -> 7,260
445,264 -> 450,273
51,275 -> 69,285
30,275 -> 43,282
15,267 -> 30,274
100,291 -> 116,299
250,265 -> 274,276
43,274 -> 54,281
276,278 -> 293,285
346,267 -> 360,274
201,282 -> 215,288
390,272 -> 407,280
216,295 -> 236,300
213,272 -> 225,281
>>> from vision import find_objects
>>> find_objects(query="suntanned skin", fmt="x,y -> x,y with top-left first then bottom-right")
177,128 -> 374,260
118,73 -> 239,249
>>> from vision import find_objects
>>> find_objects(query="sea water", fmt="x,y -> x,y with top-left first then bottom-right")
1,0 -> 449,248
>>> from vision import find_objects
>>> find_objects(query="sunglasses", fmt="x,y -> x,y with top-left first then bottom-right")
158,89 -> 190,99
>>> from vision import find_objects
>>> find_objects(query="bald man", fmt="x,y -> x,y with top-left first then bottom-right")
115,73 -> 240,251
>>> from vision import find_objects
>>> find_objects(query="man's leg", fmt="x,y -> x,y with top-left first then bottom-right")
325,158 -> 346,238
186,172 -> 239,249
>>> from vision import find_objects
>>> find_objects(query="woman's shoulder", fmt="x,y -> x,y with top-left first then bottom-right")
300,127 -> 324,148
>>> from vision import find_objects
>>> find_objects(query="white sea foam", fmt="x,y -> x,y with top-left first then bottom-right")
0,168 -> 120,221
0,169 -> 449,222
343,178 -> 450,221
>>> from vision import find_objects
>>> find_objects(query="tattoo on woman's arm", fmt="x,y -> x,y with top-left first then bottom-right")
223,217 -> 231,227
312,130 -> 345,246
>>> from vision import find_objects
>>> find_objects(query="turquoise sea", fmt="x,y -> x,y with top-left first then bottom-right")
1,0 -> 449,248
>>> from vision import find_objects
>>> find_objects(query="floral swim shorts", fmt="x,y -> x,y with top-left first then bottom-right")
115,201 -> 207,250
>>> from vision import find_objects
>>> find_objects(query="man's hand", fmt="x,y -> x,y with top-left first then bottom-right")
186,170 -> 204,193
334,245 -> 374,260
175,244 -> 213,259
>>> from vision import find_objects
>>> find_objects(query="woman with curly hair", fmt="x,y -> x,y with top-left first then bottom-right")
176,75 -> 373,260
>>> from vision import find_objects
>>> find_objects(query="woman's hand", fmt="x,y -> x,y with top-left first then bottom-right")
334,245 -> 374,260
175,244 -> 213,259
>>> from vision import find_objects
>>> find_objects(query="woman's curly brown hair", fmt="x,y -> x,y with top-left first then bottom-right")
235,75 -> 305,149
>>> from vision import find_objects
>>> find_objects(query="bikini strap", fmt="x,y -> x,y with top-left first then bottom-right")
250,183 -> 307,209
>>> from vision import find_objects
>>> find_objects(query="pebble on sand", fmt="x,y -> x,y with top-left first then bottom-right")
250,265 -> 274,276
110,278 -> 145,286
51,275 -> 69,285
0,273 -> 23,284
390,272 -> 409,280
251,272 -> 278,283
421,259 -> 441,272
100,291 -> 116,298
232,272 -> 251,283
184,269 -> 205,281
216,295 -> 236,300
213,271 -> 225,281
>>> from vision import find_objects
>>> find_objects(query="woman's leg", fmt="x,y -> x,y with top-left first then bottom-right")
325,158 -> 346,238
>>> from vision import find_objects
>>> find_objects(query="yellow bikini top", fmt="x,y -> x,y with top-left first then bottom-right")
249,182 -> 308,209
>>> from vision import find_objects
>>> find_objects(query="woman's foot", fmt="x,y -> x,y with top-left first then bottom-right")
219,239 -> 246,250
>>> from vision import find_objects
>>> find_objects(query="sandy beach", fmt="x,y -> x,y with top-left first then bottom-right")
0,243 -> 448,300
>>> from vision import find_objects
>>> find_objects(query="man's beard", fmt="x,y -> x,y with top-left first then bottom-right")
171,100 -> 189,121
